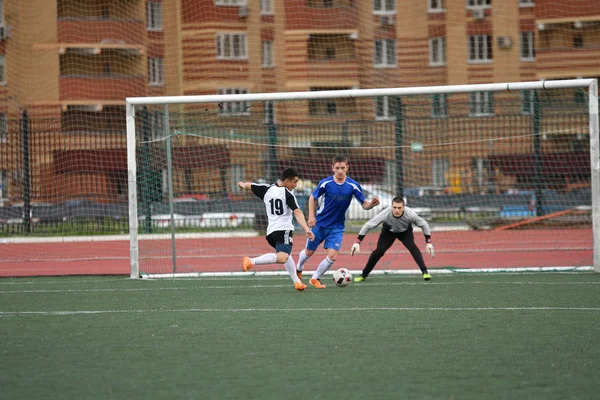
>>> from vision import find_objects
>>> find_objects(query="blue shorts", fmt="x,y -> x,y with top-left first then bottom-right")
306,226 -> 344,252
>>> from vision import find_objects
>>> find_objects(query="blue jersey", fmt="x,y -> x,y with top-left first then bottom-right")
311,176 -> 366,229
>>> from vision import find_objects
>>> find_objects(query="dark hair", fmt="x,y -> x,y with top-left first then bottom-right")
392,196 -> 405,205
332,155 -> 349,165
281,167 -> 299,181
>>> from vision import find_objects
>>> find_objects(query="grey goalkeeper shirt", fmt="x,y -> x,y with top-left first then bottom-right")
358,206 -> 431,237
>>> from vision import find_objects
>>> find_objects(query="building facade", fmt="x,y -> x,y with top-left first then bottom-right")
0,0 -> 597,204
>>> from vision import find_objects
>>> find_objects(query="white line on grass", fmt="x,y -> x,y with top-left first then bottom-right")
1,306 -> 600,317
0,269 -> 594,286
0,285 -> 288,293
0,278 -> 131,285
1,280 -> 599,294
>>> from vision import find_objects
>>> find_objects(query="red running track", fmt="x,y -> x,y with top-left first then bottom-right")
0,229 -> 593,277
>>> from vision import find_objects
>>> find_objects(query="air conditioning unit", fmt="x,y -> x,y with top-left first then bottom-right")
497,36 -> 513,49
380,15 -> 395,26
472,8 -> 485,20
238,6 -> 249,17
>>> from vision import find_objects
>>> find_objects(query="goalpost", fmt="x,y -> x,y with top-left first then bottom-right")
126,79 -> 599,279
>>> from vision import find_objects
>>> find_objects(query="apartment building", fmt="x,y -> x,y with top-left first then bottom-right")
0,0 -> 597,204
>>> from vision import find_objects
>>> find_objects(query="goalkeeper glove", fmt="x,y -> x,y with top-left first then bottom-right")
350,240 -> 361,256
425,243 -> 435,258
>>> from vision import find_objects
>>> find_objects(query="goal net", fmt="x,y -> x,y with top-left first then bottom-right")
3,1 -> 600,278
127,80 -> 599,278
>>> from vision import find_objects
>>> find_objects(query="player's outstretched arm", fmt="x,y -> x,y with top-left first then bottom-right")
351,209 -> 387,255
410,210 -> 434,258
350,234 -> 365,256
294,209 -> 315,241
425,235 -> 435,258
307,195 -> 317,227
237,181 -> 252,190
361,196 -> 380,210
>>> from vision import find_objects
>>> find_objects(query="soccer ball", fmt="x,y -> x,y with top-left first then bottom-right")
332,268 -> 352,288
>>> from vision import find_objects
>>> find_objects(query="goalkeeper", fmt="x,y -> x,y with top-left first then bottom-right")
351,196 -> 434,282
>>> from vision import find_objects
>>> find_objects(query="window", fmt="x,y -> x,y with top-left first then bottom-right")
264,101 -> 275,123
431,94 -> 447,118
429,37 -> 446,66
217,88 -> 250,115
469,92 -> 494,116
0,113 -> 6,142
373,0 -> 396,14
260,0 -> 273,14
308,87 -> 354,115
309,99 -> 339,115
148,57 -> 163,85
262,40 -> 274,67
466,0 -> 491,8
309,99 -> 337,115
0,55 -> 5,84
146,1 -> 162,31
519,0 -> 534,6
150,111 -> 165,140
468,35 -> 492,62
215,0 -> 246,5
573,35 -> 583,48
520,90 -> 534,115
432,159 -> 449,186
216,33 -> 248,60
327,102 -> 337,114
374,39 -> 396,67
520,32 -> 535,61
375,96 -> 398,120
0,170 -> 7,200
429,0 -> 444,11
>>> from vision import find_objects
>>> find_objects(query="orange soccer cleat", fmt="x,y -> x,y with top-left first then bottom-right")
309,278 -> 326,289
242,257 -> 253,272
294,281 -> 307,291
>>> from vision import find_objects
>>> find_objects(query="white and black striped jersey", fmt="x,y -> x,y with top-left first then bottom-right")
251,183 -> 300,235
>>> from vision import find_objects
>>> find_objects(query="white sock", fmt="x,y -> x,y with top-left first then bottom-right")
284,257 -> 301,283
312,257 -> 334,280
251,253 -> 277,265
297,249 -> 310,271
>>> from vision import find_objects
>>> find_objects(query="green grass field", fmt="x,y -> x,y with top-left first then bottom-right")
1,273 -> 599,400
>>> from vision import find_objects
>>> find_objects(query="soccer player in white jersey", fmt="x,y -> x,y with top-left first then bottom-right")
350,196 -> 435,281
238,167 -> 315,291
296,155 -> 380,289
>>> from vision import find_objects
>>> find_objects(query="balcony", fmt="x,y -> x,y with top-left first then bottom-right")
535,0 -> 600,20
535,47 -> 600,79
57,18 -> 144,47
59,75 -> 146,102
285,0 -> 358,29
286,60 -> 359,88
309,60 -> 359,82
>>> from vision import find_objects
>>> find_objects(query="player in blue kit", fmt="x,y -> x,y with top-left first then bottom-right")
296,155 -> 380,288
